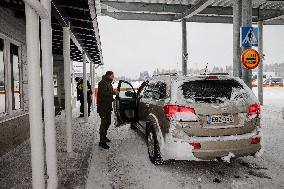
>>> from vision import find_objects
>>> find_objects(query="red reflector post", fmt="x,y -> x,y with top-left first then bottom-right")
190,143 -> 201,149
251,137 -> 261,144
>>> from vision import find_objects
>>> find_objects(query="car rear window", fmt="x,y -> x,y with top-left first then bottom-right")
182,79 -> 244,103
147,81 -> 167,99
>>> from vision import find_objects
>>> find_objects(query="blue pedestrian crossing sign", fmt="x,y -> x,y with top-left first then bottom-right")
241,27 -> 258,47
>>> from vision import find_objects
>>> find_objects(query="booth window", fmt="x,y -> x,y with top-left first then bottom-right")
0,35 -> 22,115
10,43 -> 20,110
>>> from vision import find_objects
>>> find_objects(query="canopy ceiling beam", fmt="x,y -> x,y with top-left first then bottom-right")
102,10 -> 234,23
174,0 -> 214,20
101,10 -> 173,21
102,1 -> 284,18
101,1 -> 190,14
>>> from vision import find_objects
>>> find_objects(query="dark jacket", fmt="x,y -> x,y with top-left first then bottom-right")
77,79 -> 92,102
97,75 -> 114,114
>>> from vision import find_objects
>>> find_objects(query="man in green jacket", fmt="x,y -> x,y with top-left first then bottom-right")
97,71 -> 114,149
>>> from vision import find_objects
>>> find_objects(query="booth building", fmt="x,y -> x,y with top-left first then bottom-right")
0,0 -> 102,156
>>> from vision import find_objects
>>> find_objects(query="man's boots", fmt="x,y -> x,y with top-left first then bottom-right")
99,142 -> 109,149
106,137 -> 111,143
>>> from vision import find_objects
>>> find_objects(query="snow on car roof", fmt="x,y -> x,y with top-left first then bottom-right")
169,74 -> 235,82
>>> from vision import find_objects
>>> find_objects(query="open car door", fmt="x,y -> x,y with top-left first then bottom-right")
114,80 -> 137,127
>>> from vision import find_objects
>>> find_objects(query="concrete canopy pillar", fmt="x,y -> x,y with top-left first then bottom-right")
233,0 -> 242,77
63,25 -> 72,153
25,4 -> 45,189
258,21 -> 264,105
41,0 -> 58,187
241,0 -> 253,88
182,19 -> 188,76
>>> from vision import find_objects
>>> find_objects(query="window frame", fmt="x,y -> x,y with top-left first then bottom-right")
0,36 -> 5,114
0,33 -> 23,116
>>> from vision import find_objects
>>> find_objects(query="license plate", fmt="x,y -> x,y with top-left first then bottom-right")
208,115 -> 234,124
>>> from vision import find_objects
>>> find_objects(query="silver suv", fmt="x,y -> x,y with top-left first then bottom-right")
114,73 -> 262,164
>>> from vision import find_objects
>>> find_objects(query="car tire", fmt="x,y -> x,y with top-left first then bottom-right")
130,121 -> 136,129
146,124 -> 163,165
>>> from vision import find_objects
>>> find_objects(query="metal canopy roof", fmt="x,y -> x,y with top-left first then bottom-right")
96,0 -> 284,25
0,0 -> 103,64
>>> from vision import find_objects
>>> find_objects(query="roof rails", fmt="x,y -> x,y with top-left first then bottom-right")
207,73 -> 230,76
152,73 -> 178,77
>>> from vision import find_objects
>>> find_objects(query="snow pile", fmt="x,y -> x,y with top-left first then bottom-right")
171,128 -> 191,141
230,88 -> 250,105
254,147 -> 264,158
174,111 -> 198,122
149,113 -> 200,161
187,129 -> 259,143
221,152 -> 235,163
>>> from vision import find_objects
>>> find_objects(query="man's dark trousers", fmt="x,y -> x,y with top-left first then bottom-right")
80,98 -> 92,115
99,111 -> 111,143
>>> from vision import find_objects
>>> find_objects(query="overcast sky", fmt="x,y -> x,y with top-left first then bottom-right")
96,16 -> 284,78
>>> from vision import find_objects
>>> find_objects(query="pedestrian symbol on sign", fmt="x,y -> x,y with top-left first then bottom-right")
241,27 -> 258,47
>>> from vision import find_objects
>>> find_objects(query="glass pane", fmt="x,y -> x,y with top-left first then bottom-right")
0,39 -> 5,113
182,79 -> 243,103
119,82 -> 134,99
10,43 -> 20,110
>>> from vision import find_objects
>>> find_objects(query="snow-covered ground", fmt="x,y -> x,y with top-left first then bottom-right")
253,87 -> 284,110
86,87 -> 284,189
0,103 -> 98,188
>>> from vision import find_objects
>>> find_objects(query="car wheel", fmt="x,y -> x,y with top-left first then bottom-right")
147,125 -> 163,165
130,121 -> 136,129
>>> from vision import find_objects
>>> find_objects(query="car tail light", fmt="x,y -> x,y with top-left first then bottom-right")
164,105 -> 179,121
248,104 -> 260,118
179,106 -> 196,114
251,136 -> 261,144
205,76 -> 219,80
163,105 -> 179,115
164,105 -> 196,121
190,143 -> 201,149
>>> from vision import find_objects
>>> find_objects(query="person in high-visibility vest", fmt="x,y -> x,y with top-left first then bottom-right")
75,77 -> 92,117
97,71 -> 114,149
